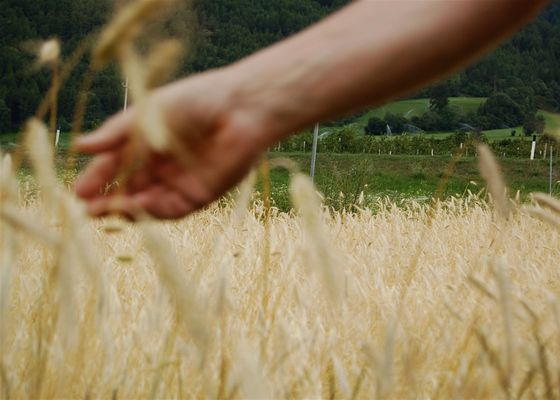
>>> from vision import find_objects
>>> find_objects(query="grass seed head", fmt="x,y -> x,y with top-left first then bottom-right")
24,118 -> 57,193
145,39 -> 183,89
119,45 -> 171,151
135,101 -> 170,151
477,143 -> 511,219
531,192 -> 560,216
0,205 -> 60,247
523,205 -> 560,231
0,153 -> 17,202
38,39 -> 60,66
290,173 -> 343,303
93,0 -> 177,67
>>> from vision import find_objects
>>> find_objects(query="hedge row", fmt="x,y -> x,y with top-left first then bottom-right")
276,129 -> 555,158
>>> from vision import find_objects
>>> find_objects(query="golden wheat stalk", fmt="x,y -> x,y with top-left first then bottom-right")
491,257 -> 515,389
140,219 -> 210,353
0,153 -> 17,203
93,0 -> 177,68
37,39 -> 61,140
24,118 -> 58,205
0,152 -> 16,365
531,192 -> 560,216
145,39 -> 183,89
60,196 -> 109,332
121,35 -> 184,153
289,172 -> 342,303
331,353 -> 350,397
477,143 -> 511,219
0,206 -> 59,247
523,205 -> 560,231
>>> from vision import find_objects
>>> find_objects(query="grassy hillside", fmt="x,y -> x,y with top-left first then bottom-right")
356,97 -> 486,126
355,97 -> 560,141
541,110 -> 560,132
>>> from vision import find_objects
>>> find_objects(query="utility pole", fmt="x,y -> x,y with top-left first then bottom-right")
550,145 -> 554,195
123,76 -> 129,111
310,123 -> 319,182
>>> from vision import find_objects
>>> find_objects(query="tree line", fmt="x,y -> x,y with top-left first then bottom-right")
0,0 -> 559,133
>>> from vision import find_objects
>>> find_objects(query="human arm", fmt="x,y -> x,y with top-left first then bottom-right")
75,0 -> 549,219
225,0 -> 548,139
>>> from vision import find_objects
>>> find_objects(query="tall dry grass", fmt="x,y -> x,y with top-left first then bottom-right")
2,158 -> 560,398
2,0 -> 560,398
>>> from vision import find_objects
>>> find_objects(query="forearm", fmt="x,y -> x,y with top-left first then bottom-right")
226,0 -> 548,144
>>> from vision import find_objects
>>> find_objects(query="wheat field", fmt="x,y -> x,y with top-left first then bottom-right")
2,144 -> 560,398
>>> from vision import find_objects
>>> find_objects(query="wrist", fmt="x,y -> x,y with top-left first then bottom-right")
220,58 -> 315,148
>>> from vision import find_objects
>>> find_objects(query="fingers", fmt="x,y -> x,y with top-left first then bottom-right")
73,111 -> 132,154
125,169 -> 154,195
86,195 -> 143,220
75,152 -> 121,199
134,186 -> 196,219
85,186 -> 196,220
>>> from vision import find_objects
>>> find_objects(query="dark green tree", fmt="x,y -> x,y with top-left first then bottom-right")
365,116 -> 386,135
384,113 -> 407,134
523,113 -> 546,135
523,114 -> 537,136
0,98 -> 11,132
428,82 -> 450,112
477,93 -> 524,129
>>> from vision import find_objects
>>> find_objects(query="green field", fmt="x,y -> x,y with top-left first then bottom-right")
2,98 -> 559,207
541,110 -> 560,132
0,131 -> 74,150
356,97 -> 486,125
0,132 -> 19,149
1,135 -> 558,211
262,152 -> 559,210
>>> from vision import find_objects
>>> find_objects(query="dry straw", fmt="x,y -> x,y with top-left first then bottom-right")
491,257 -> 515,391
289,172 -> 343,304
93,0 -> 177,68
145,39 -> 183,89
523,205 -> 560,231
531,192 -> 560,215
0,152 -> 16,367
122,37 -> 183,152
3,184 -> 560,398
477,143 -> 511,219
140,220 -> 210,353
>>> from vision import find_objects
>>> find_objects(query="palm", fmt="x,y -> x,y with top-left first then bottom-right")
75,74 -> 264,219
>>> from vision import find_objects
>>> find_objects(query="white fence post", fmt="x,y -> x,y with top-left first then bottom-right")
55,128 -> 60,148
310,123 -> 319,182
550,146 -> 554,194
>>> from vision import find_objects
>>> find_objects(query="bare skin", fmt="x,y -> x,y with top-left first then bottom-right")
75,0 -> 549,219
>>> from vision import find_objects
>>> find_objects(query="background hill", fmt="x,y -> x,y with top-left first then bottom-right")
0,0 -> 559,133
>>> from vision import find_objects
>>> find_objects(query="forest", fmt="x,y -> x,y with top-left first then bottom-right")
0,0 -> 559,133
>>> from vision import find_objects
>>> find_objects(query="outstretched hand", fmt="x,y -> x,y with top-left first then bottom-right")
74,71 -> 271,219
